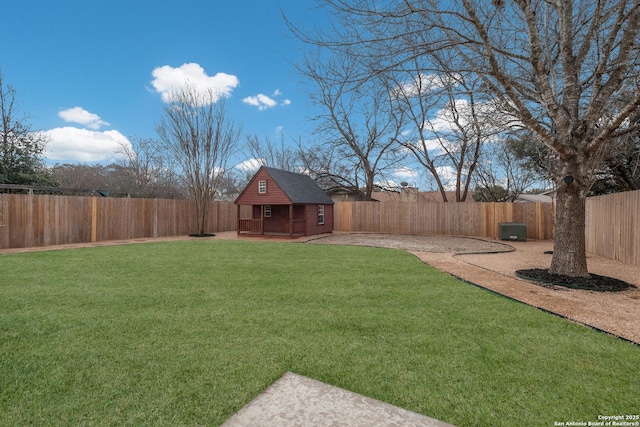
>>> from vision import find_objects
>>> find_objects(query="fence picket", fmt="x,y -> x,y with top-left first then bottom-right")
585,190 -> 640,267
1,191 -> 638,268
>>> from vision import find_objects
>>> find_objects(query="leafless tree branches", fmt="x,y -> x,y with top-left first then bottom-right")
156,85 -> 242,235
293,0 -> 640,276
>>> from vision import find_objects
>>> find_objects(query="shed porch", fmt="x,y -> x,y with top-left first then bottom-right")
237,204 -> 306,238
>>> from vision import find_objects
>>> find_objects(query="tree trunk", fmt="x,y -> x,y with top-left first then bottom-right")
193,193 -> 209,235
549,173 -> 590,277
200,196 -> 210,235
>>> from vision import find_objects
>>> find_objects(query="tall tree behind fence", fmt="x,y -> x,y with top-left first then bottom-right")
586,190 -> 640,268
333,201 -> 554,240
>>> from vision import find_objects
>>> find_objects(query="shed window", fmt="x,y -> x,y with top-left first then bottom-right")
258,180 -> 267,194
264,205 -> 271,217
318,205 -> 325,225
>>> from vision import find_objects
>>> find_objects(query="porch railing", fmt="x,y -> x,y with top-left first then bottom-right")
238,219 -> 263,233
237,218 -> 306,236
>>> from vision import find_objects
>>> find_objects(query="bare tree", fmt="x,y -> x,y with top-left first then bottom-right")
114,137 -> 183,198
296,137 -> 365,195
473,137 -> 544,202
300,50 -> 406,200
602,133 -> 640,192
594,82 -> 640,193
49,164 -> 113,194
389,68 -> 492,201
212,171 -> 247,201
298,0 -> 640,277
156,85 -> 242,235
244,133 -> 300,172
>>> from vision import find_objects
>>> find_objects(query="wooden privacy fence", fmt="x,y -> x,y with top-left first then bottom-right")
333,201 -> 554,240
2,192 -> 638,269
0,195 -> 553,249
0,194 -> 236,249
586,190 -> 640,268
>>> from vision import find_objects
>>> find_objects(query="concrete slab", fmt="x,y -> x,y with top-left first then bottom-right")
221,372 -> 456,427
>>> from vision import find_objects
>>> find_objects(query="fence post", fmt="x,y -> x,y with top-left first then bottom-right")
536,203 -> 544,240
91,197 -> 97,243
153,198 -> 158,238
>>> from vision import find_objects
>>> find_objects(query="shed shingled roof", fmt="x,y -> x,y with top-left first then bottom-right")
263,167 -> 334,205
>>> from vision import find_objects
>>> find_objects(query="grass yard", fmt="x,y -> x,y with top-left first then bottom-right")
1,240 -> 638,426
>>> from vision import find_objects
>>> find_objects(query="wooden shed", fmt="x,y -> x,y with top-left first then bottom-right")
234,166 -> 334,238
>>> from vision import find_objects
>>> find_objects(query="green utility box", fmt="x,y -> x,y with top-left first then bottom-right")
499,223 -> 527,241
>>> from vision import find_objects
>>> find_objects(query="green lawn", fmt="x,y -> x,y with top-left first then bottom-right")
1,240 -> 638,426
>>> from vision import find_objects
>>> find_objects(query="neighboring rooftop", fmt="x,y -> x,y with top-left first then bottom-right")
514,193 -> 554,203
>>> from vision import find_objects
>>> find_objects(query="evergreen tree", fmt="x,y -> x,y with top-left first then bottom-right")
0,70 -> 55,186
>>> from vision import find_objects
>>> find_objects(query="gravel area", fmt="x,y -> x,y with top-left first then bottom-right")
307,233 -> 514,254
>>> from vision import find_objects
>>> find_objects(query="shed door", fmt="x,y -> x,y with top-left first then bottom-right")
281,206 -> 290,232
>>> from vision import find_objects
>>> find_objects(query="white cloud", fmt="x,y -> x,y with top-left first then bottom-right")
151,63 -> 239,103
44,127 -> 131,163
430,98 -> 510,136
435,166 -> 458,190
243,94 -> 278,111
430,101 -> 466,132
59,107 -> 109,130
419,137 -> 444,152
393,73 -> 451,98
244,89 -> 292,110
235,158 -> 263,172
400,137 -> 443,157
394,166 -> 419,180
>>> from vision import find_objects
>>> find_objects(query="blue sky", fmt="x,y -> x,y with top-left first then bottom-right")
2,0 -> 331,169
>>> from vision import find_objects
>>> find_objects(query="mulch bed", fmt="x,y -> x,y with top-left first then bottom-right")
515,268 -> 636,292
